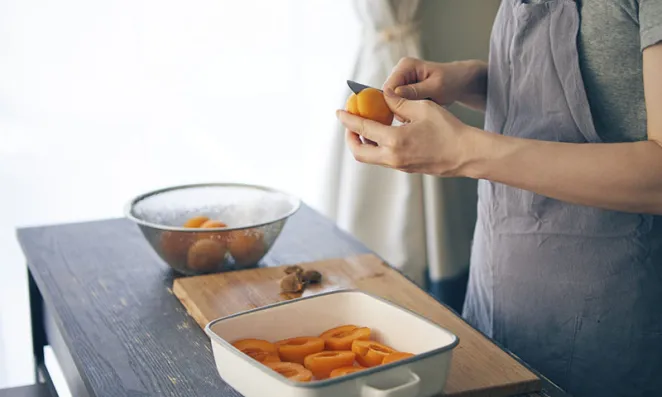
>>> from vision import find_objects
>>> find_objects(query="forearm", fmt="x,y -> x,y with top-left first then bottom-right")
454,60 -> 488,112
463,129 -> 662,215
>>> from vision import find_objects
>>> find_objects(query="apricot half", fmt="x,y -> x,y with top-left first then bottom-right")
232,338 -> 280,364
266,362 -> 313,382
329,366 -> 365,378
275,336 -> 325,364
320,325 -> 371,351
303,351 -> 356,379
382,352 -> 415,365
351,340 -> 396,367
345,87 -> 394,126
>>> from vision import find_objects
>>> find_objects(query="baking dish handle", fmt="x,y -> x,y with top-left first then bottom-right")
361,371 -> 421,397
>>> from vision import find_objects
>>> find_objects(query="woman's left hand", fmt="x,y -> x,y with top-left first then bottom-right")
335,88 -> 478,177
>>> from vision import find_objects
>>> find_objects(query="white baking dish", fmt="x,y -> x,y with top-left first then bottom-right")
205,289 -> 459,397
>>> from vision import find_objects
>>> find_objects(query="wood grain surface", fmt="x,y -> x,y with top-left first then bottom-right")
174,254 -> 542,397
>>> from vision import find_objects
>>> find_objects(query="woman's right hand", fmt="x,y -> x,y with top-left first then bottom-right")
382,57 -> 488,112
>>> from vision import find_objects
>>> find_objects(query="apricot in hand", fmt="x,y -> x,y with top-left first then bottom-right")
345,87 -> 394,126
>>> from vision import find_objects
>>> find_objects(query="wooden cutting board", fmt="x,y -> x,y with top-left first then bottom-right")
173,254 -> 542,397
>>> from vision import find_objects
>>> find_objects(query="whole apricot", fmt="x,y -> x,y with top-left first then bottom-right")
187,238 -> 227,272
200,220 -> 227,228
197,219 -> 230,244
183,216 -> 209,228
229,230 -> 266,266
160,231 -> 196,264
345,87 -> 394,126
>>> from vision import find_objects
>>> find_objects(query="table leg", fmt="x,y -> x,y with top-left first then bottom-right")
28,268 -> 46,382
27,267 -> 59,396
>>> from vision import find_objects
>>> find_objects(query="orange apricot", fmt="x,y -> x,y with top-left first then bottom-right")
195,219 -> 230,244
345,87 -> 394,126
200,220 -> 227,228
275,336 -> 325,364
345,93 -> 359,114
329,366 -> 365,378
232,339 -> 280,364
382,352 -> 415,365
229,230 -> 266,266
183,216 -> 210,228
320,325 -> 371,351
303,351 -> 356,379
187,239 -> 227,272
160,231 -> 196,264
265,362 -> 313,382
351,340 -> 396,367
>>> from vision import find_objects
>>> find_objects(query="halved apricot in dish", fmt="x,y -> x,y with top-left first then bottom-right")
303,351 -> 356,379
382,352 -> 415,365
329,365 -> 365,378
265,362 -> 313,382
320,325 -> 371,351
351,340 -> 396,367
275,336 -> 325,364
232,339 -> 280,364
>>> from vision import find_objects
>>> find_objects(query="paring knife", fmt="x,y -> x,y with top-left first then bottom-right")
347,80 -> 432,101
347,80 -> 381,94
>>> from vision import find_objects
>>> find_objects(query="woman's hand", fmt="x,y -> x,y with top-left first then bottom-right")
336,88 -> 481,177
383,57 -> 488,112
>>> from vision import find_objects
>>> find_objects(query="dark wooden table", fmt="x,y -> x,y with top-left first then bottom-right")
16,204 -> 568,397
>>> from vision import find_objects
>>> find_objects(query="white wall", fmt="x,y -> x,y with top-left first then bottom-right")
0,0 -> 359,388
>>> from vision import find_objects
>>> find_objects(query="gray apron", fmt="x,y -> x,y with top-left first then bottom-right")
462,1 -> 662,396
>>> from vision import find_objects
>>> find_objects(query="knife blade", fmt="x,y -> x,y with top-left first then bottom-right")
347,80 -> 381,94
347,80 -> 433,102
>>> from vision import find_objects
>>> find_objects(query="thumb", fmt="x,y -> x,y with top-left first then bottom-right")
394,82 -> 434,101
384,88 -> 423,120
